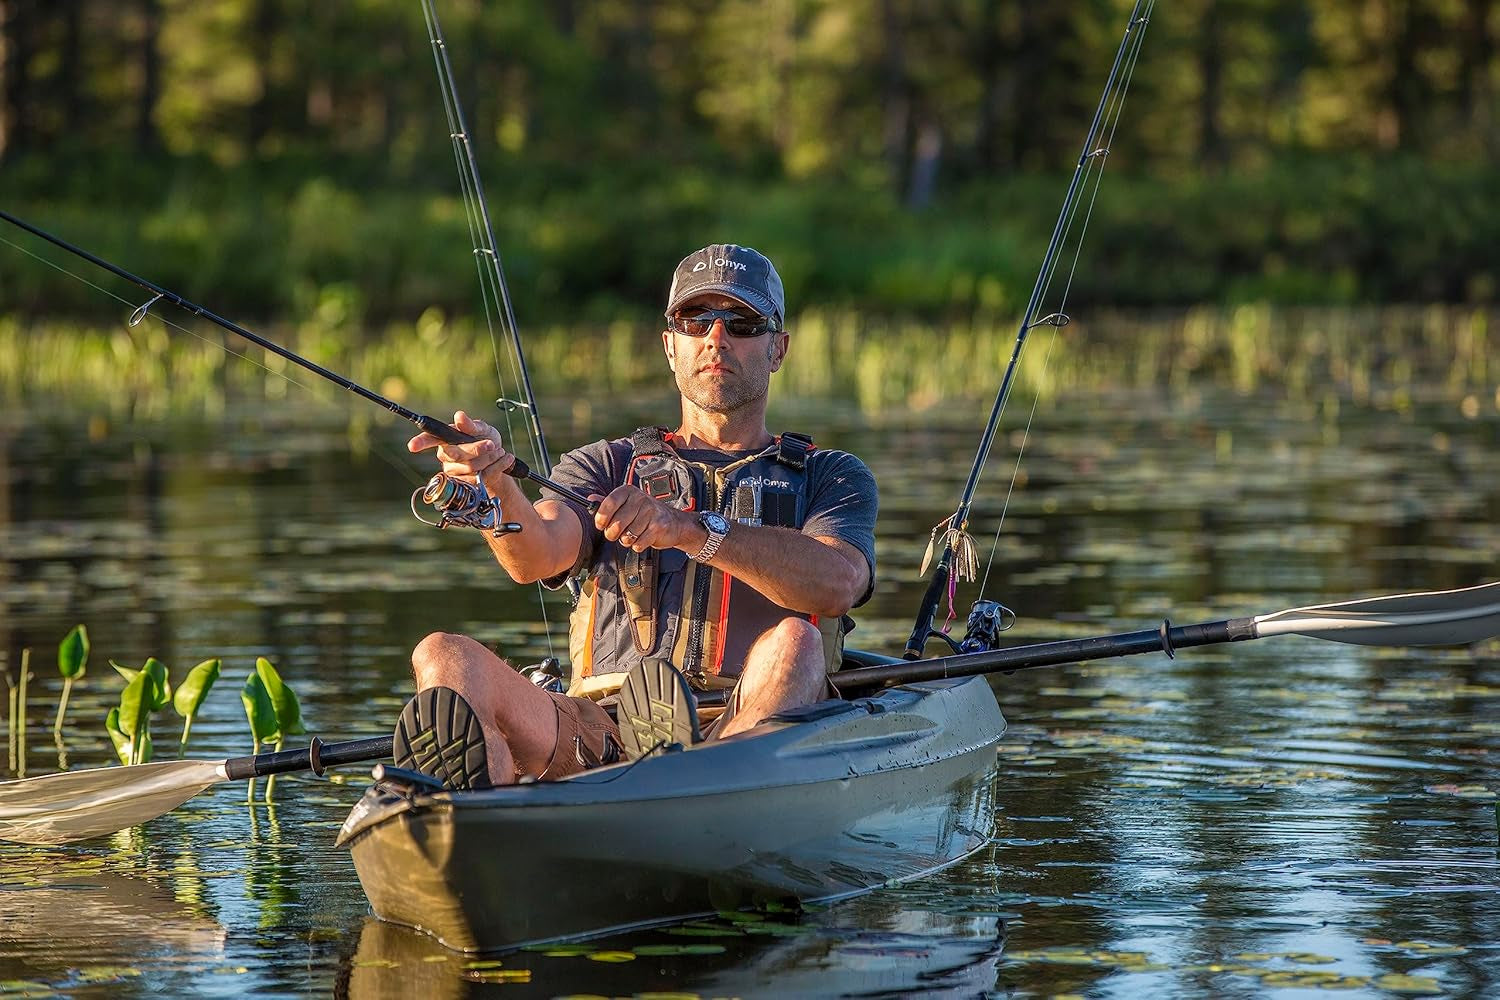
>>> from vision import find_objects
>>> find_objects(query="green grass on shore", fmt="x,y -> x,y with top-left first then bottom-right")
3,305 -> 1492,430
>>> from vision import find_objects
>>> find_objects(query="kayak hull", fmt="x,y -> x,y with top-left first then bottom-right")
338,675 -> 1003,952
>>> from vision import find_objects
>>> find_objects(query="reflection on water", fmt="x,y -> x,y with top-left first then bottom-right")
341,870 -> 1007,999
2,337 -> 1499,995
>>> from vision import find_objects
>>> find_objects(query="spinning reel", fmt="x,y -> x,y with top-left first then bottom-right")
412,473 -> 522,537
960,598 -> 1016,653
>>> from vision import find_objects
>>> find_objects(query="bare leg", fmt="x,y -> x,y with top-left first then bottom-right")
410,632 -> 560,785
715,618 -> 827,739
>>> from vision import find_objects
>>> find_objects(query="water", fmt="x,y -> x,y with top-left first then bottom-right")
2,336 -> 1498,997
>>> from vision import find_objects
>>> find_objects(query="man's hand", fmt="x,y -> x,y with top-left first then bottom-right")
593,486 -> 701,554
408,410 -> 516,492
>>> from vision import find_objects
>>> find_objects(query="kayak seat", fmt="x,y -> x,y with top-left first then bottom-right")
616,659 -> 702,760
392,686 -> 493,791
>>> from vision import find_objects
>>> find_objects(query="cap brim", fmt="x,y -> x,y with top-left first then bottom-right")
665,283 -> 779,325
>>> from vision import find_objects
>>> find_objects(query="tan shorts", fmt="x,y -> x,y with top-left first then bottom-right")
700,673 -> 842,739
538,691 -> 623,780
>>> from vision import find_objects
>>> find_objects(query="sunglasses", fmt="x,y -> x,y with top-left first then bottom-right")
667,307 -> 778,338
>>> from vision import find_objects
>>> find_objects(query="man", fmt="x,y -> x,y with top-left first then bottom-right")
395,244 -> 878,789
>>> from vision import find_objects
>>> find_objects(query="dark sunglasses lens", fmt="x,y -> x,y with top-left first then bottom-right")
673,310 -> 771,337
723,317 -> 770,337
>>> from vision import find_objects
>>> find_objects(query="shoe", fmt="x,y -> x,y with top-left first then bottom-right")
392,686 -> 492,790
615,658 -> 702,759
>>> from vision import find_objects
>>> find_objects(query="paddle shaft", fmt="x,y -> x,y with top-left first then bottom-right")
846,617 -> 1251,693
222,735 -> 393,781
0,209 -> 596,512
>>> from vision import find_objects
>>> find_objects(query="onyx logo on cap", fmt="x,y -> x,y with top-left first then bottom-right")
665,244 -> 785,328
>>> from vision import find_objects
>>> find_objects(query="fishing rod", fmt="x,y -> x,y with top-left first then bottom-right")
419,0 -> 553,477
0,207 -> 596,513
904,0 -> 1154,659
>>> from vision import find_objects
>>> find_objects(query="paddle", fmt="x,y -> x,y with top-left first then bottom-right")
0,734 -> 392,846
828,581 -> 1500,693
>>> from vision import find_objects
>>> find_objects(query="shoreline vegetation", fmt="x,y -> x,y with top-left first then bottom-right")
3,304 -> 1491,424
3,158 -> 1495,329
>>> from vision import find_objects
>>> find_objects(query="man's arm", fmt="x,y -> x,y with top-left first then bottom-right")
408,411 -> 582,584
687,524 -> 868,618
591,450 -> 876,618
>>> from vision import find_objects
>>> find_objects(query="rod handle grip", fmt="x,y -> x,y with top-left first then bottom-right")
417,415 -> 484,446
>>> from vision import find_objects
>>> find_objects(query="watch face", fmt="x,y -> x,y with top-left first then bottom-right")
703,512 -> 730,533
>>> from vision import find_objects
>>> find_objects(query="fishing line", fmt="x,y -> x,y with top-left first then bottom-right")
904,0 -> 1153,657
421,0 -> 566,654
976,0 -> 1154,595
0,230 -> 430,487
0,231 -> 315,393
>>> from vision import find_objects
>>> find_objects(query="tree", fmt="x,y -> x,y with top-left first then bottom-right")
137,0 -> 162,153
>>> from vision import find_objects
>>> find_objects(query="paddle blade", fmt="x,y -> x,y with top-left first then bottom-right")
0,760 -> 225,845
1253,581 -> 1500,646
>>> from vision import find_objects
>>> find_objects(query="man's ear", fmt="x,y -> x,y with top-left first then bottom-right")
662,330 -> 675,370
768,331 -> 789,371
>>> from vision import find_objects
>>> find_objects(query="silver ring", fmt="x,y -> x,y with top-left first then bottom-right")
621,533 -> 636,545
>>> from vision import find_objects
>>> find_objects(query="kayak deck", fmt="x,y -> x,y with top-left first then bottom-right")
338,675 -> 1004,952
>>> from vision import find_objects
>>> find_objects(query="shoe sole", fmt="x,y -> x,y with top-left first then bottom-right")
392,686 -> 491,790
616,659 -> 701,759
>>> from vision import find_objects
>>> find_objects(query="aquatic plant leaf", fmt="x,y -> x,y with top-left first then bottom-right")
632,944 -> 727,956
173,659 -> 221,718
255,658 -> 305,736
466,969 -> 531,982
142,658 -> 172,710
58,625 -> 89,679
585,951 -> 636,962
241,673 -> 280,743
111,658 -> 171,709
1373,974 -> 1444,996
118,672 -> 151,743
105,707 -> 131,766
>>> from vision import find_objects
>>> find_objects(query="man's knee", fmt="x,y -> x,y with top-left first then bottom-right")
748,618 -> 824,676
411,631 -> 503,688
774,617 -> 823,653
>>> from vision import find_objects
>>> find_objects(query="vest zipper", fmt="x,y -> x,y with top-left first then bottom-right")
683,466 -> 726,676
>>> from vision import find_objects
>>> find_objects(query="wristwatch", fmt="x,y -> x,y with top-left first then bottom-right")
691,512 -> 730,563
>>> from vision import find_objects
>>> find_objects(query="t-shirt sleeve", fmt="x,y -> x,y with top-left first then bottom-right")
536,439 -> 616,589
801,450 -> 879,607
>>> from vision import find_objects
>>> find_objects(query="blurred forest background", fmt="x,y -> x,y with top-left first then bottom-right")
1,0 -> 1496,327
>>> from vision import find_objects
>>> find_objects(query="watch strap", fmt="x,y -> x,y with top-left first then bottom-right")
691,515 -> 728,563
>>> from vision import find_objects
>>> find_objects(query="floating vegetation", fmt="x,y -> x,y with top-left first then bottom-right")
1424,783 -> 1496,800
630,944 -> 728,956
1005,946 -> 1451,994
1363,939 -> 1471,958
464,969 -> 532,982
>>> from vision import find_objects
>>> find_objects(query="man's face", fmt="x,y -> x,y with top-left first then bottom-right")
662,293 -> 788,415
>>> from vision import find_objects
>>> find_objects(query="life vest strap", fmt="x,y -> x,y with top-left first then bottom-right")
775,431 -> 815,471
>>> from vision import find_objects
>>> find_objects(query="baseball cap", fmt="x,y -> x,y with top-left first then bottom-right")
665,244 -> 785,328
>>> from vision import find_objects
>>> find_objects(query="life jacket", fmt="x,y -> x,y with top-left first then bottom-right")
566,428 -> 846,699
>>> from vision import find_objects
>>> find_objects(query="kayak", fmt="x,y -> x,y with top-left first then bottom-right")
335,673 -> 1004,952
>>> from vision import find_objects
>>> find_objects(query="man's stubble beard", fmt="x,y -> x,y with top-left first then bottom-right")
674,366 -> 769,415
